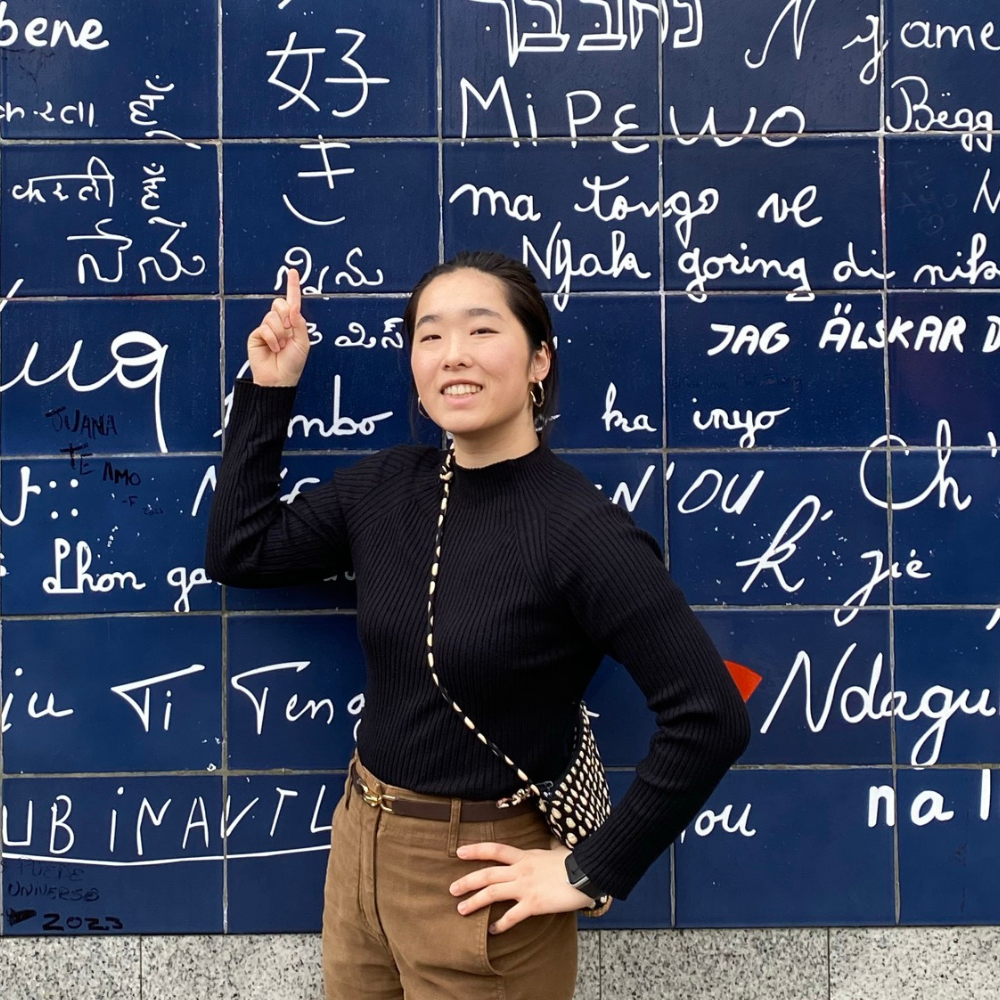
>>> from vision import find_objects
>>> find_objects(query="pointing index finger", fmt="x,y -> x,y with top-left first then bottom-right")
286,267 -> 301,317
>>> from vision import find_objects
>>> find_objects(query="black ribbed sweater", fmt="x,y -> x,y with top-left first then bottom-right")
205,378 -> 750,900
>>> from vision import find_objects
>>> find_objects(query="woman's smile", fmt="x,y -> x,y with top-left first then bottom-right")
441,381 -> 484,398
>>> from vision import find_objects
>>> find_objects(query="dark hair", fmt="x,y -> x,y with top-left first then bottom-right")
401,250 -> 560,445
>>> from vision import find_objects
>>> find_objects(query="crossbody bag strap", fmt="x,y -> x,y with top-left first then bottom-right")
426,448 -> 544,803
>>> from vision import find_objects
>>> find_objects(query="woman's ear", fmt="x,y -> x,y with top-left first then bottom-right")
531,342 -> 551,383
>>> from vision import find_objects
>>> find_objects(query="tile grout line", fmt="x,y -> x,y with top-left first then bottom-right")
879,0 -> 902,932
0,63 -> 5,943
826,926 -> 832,1000
216,0 -> 230,941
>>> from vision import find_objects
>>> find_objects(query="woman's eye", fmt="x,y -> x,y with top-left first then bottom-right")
471,327 -> 496,335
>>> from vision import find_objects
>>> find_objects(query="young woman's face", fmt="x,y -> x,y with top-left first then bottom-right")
410,268 -> 549,443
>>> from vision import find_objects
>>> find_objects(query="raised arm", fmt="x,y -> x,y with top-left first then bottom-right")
204,269 -> 350,587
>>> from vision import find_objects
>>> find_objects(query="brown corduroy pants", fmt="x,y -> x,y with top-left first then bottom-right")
321,752 -> 579,1000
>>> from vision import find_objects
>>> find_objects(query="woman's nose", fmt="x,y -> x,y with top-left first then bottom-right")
440,335 -> 471,368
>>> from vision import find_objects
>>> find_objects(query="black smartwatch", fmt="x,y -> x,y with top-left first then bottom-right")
564,852 -> 609,906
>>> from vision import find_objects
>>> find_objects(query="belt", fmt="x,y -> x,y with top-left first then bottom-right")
349,761 -> 537,821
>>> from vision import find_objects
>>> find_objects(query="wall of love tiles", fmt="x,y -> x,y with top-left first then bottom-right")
1,0 -> 999,934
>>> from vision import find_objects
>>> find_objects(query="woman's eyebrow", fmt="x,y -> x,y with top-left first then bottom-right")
415,307 -> 503,329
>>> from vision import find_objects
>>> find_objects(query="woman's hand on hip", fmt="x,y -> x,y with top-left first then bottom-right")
449,840 -> 598,933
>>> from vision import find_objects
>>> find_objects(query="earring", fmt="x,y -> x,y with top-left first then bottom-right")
417,397 -> 430,419
529,381 -> 545,408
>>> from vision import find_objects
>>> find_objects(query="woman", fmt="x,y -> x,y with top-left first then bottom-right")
205,251 -> 750,1000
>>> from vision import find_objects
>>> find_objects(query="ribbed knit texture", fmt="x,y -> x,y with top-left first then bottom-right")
205,378 -> 751,900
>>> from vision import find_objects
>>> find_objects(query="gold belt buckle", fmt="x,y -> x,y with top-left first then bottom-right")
358,778 -> 395,812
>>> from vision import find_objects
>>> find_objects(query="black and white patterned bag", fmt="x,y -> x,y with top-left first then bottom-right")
425,448 -> 613,915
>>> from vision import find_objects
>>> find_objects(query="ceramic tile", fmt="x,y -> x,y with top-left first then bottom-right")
443,143 -> 659,305
0,457 -> 223,615
692,610 -> 891,766
0,3 -> 215,139
887,291 -> 1000,446
885,137 -> 999,291
548,295 -> 663,450
226,775 -> 344,934
1,776 -> 223,935
0,144 -> 219,296
222,143 -> 437,295
885,3 -> 1000,147
666,450 -> 890,607
664,138 -> 882,296
666,293 -> 886,449
223,296 -> 416,454
890,450 -> 1000,605
0,298 -> 220,457
893,611 -> 1000,766
2,616 -> 221,773
675,769 -> 894,927
665,0 -> 879,133
897,768 -> 1000,924
443,3 -> 658,137
222,1 -> 434,138
226,616 -> 363,770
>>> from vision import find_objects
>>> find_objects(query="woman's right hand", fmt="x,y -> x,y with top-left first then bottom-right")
247,268 -> 311,387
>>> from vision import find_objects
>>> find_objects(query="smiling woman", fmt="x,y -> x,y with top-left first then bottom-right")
400,252 -> 560,454
205,250 -> 750,1000
403,253 -> 554,467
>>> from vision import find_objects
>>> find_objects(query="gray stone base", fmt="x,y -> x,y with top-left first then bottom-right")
2,928 -> 998,999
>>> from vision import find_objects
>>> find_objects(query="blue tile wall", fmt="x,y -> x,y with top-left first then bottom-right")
221,1 -> 436,139
2,617 -> 222,774
893,610 -> 1000,767
674,769 -> 896,926
0,144 -> 220,296
663,137 -> 883,297
2,0 -> 999,936
888,291 -> 1000,445
443,142 -> 659,304
226,616 -> 365,771
666,294 -> 886,449
1,775 -> 224,934
665,451 -> 890,606
222,141 -> 439,295
897,767 -> 1000,925
226,773 -> 344,934
443,2 -> 659,138
664,0 -> 880,134
0,299 -> 221,457
0,1 -> 217,140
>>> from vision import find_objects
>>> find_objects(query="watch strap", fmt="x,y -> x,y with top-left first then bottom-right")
564,852 -> 609,903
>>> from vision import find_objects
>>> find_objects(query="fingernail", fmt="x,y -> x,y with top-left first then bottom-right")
456,846 -> 466,857
488,924 -> 498,935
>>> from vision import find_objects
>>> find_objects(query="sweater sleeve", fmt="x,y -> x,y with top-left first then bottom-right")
204,378 -> 353,587
548,498 -> 751,901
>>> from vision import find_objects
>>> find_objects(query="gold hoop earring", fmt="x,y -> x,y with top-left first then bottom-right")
417,397 -> 430,419
529,381 -> 545,409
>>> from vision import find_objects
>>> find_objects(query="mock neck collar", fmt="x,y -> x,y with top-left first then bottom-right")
446,443 -> 551,500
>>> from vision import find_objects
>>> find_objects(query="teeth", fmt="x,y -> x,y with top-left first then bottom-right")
443,384 -> 482,396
